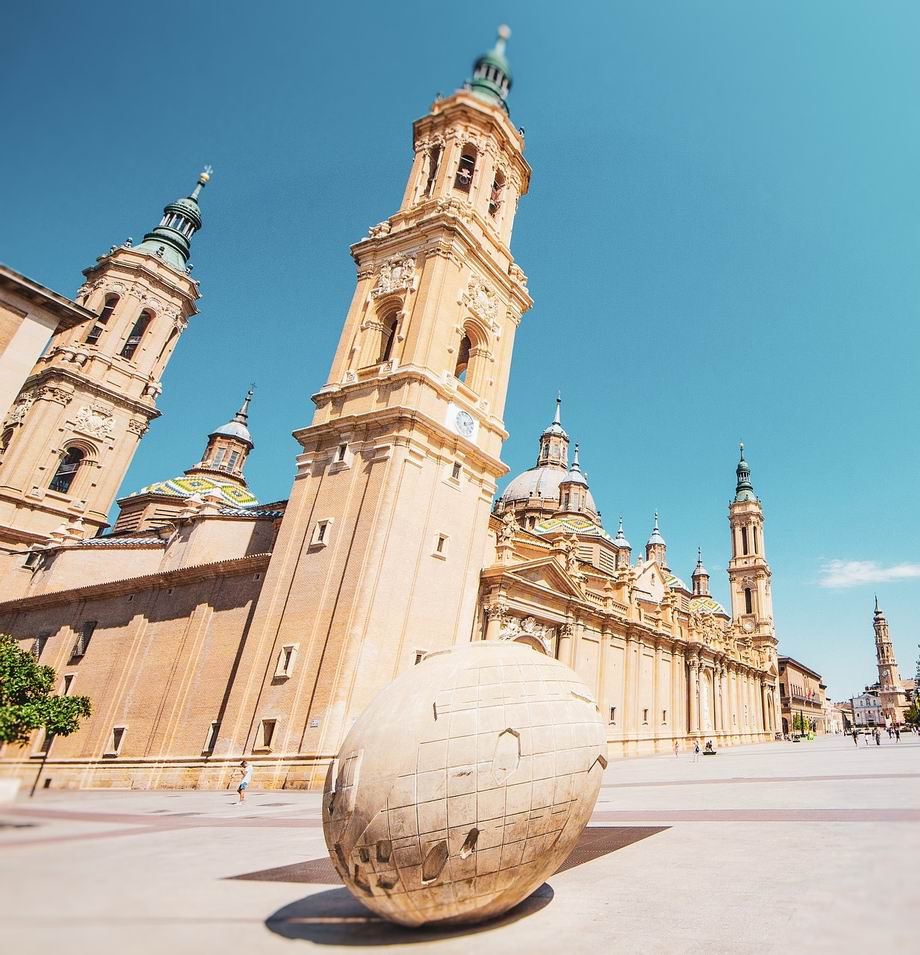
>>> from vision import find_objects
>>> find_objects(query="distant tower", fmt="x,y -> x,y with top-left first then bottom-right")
112,388 -> 259,534
558,444 -> 596,517
213,28 -> 533,782
692,548 -> 710,596
0,170 -> 210,550
645,511 -> 667,568
727,441 -> 780,733
872,597 -> 908,724
613,516 -> 631,569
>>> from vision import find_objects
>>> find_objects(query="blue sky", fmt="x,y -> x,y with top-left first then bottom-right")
2,2 -> 918,699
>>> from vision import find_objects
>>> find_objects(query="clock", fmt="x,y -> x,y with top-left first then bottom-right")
742,618 -> 755,634
455,410 -> 475,437
445,402 -> 479,441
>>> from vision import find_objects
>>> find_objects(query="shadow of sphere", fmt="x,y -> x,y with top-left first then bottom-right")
265,882 -> 554,945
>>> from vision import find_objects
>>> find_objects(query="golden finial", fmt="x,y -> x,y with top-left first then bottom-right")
199,164 -> 213,185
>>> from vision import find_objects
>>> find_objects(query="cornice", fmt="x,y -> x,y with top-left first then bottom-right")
0,553 -> 270,614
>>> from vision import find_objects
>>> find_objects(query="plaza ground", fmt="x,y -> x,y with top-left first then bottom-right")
1,734 -> 917,954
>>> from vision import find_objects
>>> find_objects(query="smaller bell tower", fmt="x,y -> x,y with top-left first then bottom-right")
872,598 -> 907,724
0,170 -> 210,552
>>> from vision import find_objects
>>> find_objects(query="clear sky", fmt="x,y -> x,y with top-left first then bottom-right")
3,2 -> 918,700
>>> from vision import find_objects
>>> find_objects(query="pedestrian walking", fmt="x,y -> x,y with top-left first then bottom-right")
674,740 -> 680,758
237,759 -> 252,803
895,726 -> 901,741
692,741 -> 701,763
851,729 -> 858,746
874,728 -> 881,746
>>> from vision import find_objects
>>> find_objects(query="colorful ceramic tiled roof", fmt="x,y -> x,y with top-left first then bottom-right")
665,572 -> 689,591
531,515 -> 612,541
690,595 -> 728,615
130,474 -> 258,508
79,536 -> 165,548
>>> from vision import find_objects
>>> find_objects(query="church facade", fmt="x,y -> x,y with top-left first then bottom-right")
0,31 -> 780,791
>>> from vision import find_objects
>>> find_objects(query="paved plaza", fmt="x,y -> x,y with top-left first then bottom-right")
1,734 -> 917,954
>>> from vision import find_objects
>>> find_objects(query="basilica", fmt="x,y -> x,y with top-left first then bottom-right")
0,29 -> 781,790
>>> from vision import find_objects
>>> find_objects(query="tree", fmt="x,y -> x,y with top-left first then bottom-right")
905,699 -> 920,729
0,634 -> 91,746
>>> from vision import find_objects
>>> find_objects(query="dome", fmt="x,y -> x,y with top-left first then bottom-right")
532,515 -> 612,541
500,465 -> 597,512
665,572 -> 689,591
210,419 -> 253,446
130,474 -> 258,508
690,595 -> 728,616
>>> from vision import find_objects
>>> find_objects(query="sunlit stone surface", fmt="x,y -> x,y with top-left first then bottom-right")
322,641 -> 608,927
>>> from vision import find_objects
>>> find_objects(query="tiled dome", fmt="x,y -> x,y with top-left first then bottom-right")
532,515 -> 611,541
690,595 -> 728,615
130,474 -> 258,508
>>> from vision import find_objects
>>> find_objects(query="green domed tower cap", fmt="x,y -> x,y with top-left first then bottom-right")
135,166 -> 211,271
469,25 -> 513,113
734,441 -> 757,502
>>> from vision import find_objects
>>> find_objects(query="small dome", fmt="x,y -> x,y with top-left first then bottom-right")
210,419 -> 253,446
500,465 -> 598,513
130,474 -> 258,508
690,595 -> 728,616
665,573 -> 689,591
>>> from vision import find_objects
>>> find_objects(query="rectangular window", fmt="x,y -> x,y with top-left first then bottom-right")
414,650 -> 427,665
203,721 -> 220,754
642,708 -> 649,724
609,706 -> 616,724
61,674 -> 75,696
423,145 -> 442,197
211,448 -> 226,470
106,726 -> 127,756
259,719 -> 277,750
744,588 -> 753,615
336,443 -> 348,463
741,527 -> 749,555
35,730 -> 53,756
662,709 -> 667,724
451,461 -> 462,481
433,533 -> 449,558
71,621 -> 97,659
275,644 -> 297,679
311,520 -> 331,547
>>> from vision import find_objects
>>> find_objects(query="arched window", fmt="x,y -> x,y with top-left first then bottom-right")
86,294 -> 119,345
454,146 -> 477,193
378,313 -> 398,363
0,428 -> 13,461
49,447 -> 85,494
744,587 -> 753,615
423,145 -> 442,197
489,170 -> 505,218
120,311 -> 152,359
752,526 -> 759,554
741,526 -> 749,555
454,334 -> 472,381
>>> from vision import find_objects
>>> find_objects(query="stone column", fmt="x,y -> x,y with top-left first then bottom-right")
597,625 -> 610,726
688,653 -> 700,736
557,622 -> 575,667
713,663 -> 722,734
652,638 -> 662,743
483,605 -> 505,642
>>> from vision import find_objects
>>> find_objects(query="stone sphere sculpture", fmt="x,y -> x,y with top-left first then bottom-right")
322,640 -> 608,927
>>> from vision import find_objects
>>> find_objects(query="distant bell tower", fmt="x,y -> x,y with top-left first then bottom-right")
0,170 -> 210,551
214,28 -> 533,785
872,598 -> 907,724
727,442 -> 780,732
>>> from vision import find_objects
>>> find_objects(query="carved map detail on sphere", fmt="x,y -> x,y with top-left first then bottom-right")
322,641 -> 607,927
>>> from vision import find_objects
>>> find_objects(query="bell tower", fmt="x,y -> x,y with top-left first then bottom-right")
0,170 -> 209,551
727,443 -> 774,635
872,598 -> 907,724
215,28 -> 533,783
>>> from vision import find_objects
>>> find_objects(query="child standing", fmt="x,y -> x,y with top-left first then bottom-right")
237,760 -> 253,803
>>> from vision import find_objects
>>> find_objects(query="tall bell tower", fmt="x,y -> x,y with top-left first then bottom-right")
727,442 -> 780,729
216,28 -> 533,783
872,598 -> 907,724
0,171 -> 209,551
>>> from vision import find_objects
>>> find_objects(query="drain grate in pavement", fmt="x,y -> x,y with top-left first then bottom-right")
229,825 -> 668,884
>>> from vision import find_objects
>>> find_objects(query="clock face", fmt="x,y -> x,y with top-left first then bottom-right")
455,410 -> 475,437
742,618 -> 755,634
